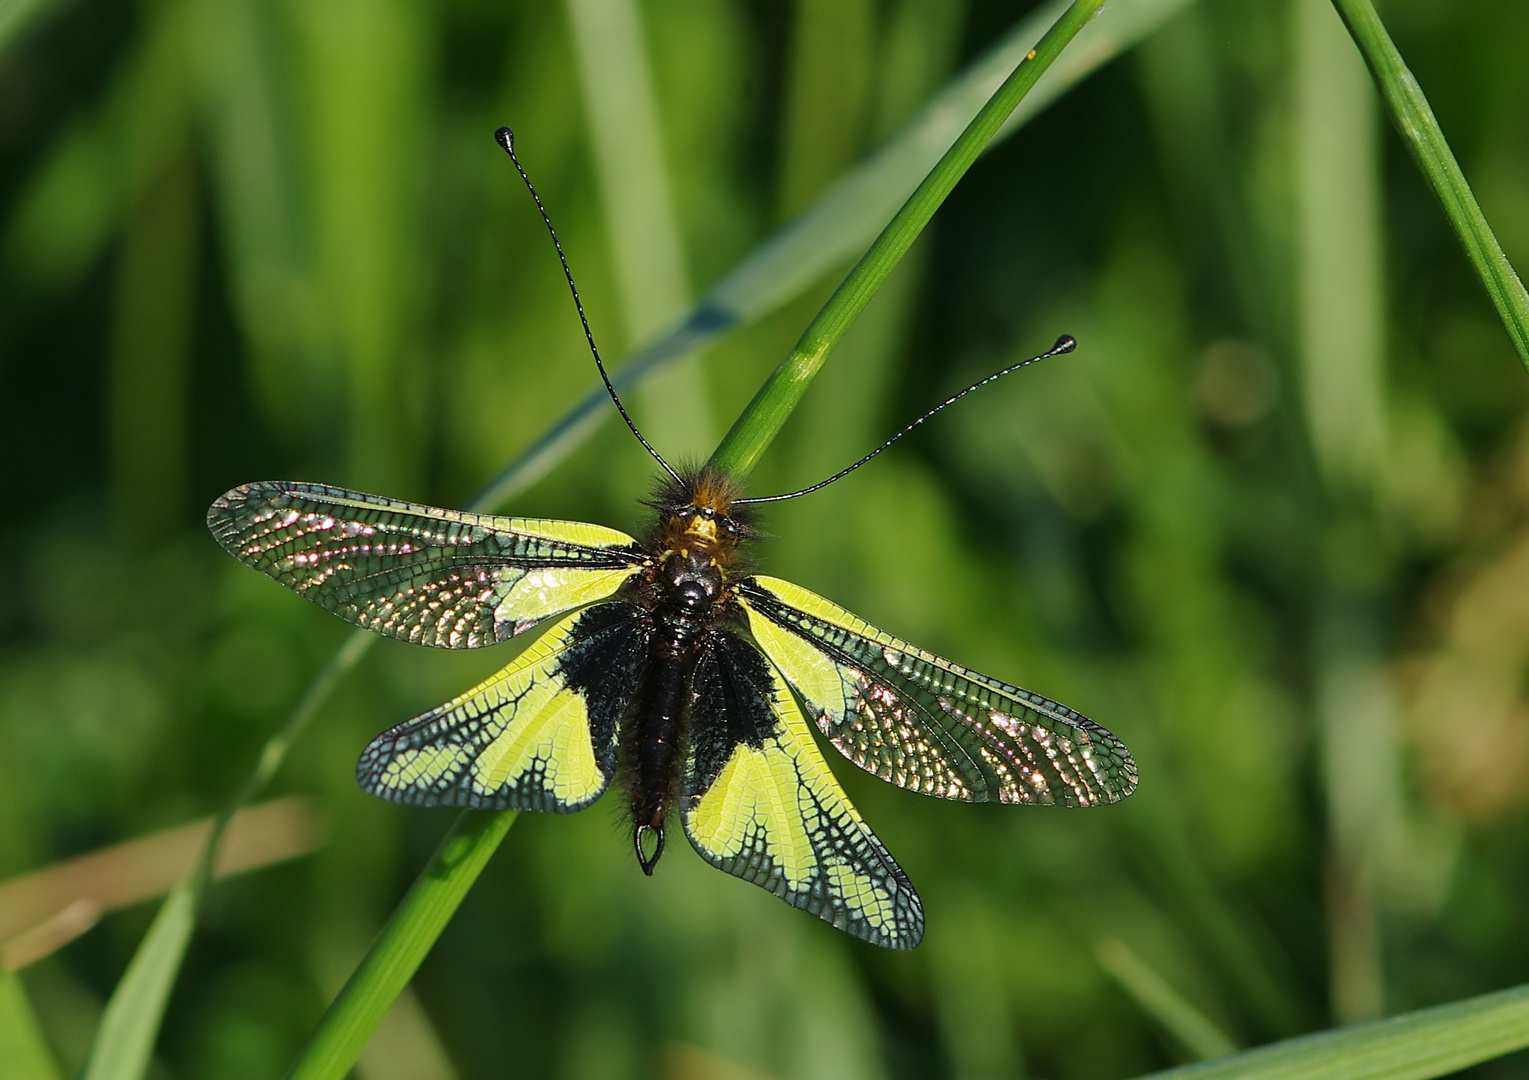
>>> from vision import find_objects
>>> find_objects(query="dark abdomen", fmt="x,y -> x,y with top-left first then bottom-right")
628,586 -> 710,873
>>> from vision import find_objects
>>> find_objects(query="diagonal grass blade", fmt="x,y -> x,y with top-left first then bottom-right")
1329,0 -> 1529,368
81,3 -> 1199,1076
1136,982 -> 1529,1080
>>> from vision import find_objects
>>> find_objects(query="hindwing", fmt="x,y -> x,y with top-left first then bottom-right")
738,576 -> 1137,807
682,630 -> 924,949
208,481 -> 645,648
358,602 -> 648,811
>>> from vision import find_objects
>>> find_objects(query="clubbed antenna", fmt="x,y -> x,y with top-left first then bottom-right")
495,127 -> 682,484
734,334 -> 1077,505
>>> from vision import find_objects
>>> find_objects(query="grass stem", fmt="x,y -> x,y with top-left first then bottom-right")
1136,981 -> 1529,1079
1330,0 -> 1529,369
284,812 -> 518,1080
709,0 -> 1106,479
279,5 -> 1103,1077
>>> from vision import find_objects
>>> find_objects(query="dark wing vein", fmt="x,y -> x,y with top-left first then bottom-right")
357,602 -> 646,811
682,630 -> 923,949
738,576 -> 1137,807
208,481 -> 645,648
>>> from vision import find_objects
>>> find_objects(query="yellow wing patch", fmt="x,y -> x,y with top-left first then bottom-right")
469,659 -> 602,804
358,604 -> 638,812
492,566 -> 636,636
743,599 -> 859,717
207,481 -> 647,649
682,659 -> 923,949
503,518 -> 637,549
688,741 -> 816,890
376,744 -> 473,791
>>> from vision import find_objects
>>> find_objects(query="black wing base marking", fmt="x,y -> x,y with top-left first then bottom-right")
683,630 -> 924,949
357,603 -> 647,812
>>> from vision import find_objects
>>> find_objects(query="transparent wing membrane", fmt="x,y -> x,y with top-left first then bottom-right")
740,576 -> 1137,808
208,481 -> 644,648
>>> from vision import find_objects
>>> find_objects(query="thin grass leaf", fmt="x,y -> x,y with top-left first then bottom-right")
1097,938 -> 1238,1062
565,0 -> 714,458
0,968 -> 62,1080
78,633 -> 370,1080
1329,0 -> 1529,368
471,0 -> 1196,509
1136,982 -> 1529,1080
280,7 -> 1105,1076
83,2 -> 1187,1072
0,0 -> 66,59
710,0 -> 1106,478
284,811 -> 516,1080
699,0 -> 1194,334
78,885 -> 196,1080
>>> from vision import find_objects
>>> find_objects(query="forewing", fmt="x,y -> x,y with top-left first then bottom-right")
682,630 -> 923,949
738,576 -> 1137,807
358,602 -> 647,811
208,481 -> 645,648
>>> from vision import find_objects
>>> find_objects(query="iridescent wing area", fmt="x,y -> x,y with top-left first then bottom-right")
682,630 -> 924,949
208,481 -> 645,647
738,576 -> 1137,807
358,602 -> 648,811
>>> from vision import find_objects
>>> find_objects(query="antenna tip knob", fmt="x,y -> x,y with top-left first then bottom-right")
1052,333 -> 1077,355
495,127 -> 515,154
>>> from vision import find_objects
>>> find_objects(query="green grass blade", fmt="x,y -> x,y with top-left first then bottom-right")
0,968 -> 62,1080
1096,938 -> 1238,1061
79,632 -> 372,1080
1329,0 -> 1529,369
471,0 -> 1193,510
0,0 -> 66,58
285,811 -> 516,1080
700,0 -> 1192,332
1136,982 -> 1529,1079
77,885 -> 196,1080
82,2 -> 1186,1071
565,0 -> 713,458
281,9 -> 1108,1076
709,0 -> 1106,478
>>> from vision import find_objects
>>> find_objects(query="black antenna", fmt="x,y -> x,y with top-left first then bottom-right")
734,334 -> 1077,505
495,127 -> 682,484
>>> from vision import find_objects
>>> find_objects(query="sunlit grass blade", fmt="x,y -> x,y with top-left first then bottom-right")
565,0 -> 713,458
471,0 -> 1194,509
79,633 -> 369,1080
1329,0 -> 1529,368
284,811 -> 515,1080
281,6 -> 1105,1075
78,884 -> 196,1080
1136,982 -> 1529,1079
83,1 -> 1184,1072
0,0 -> 66,58
710,0 -> 1106,479
0,968 -> 62,1080
1097,938 -> 1238,1062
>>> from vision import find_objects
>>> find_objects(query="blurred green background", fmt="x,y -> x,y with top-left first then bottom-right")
3,0 -> 1529,1076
